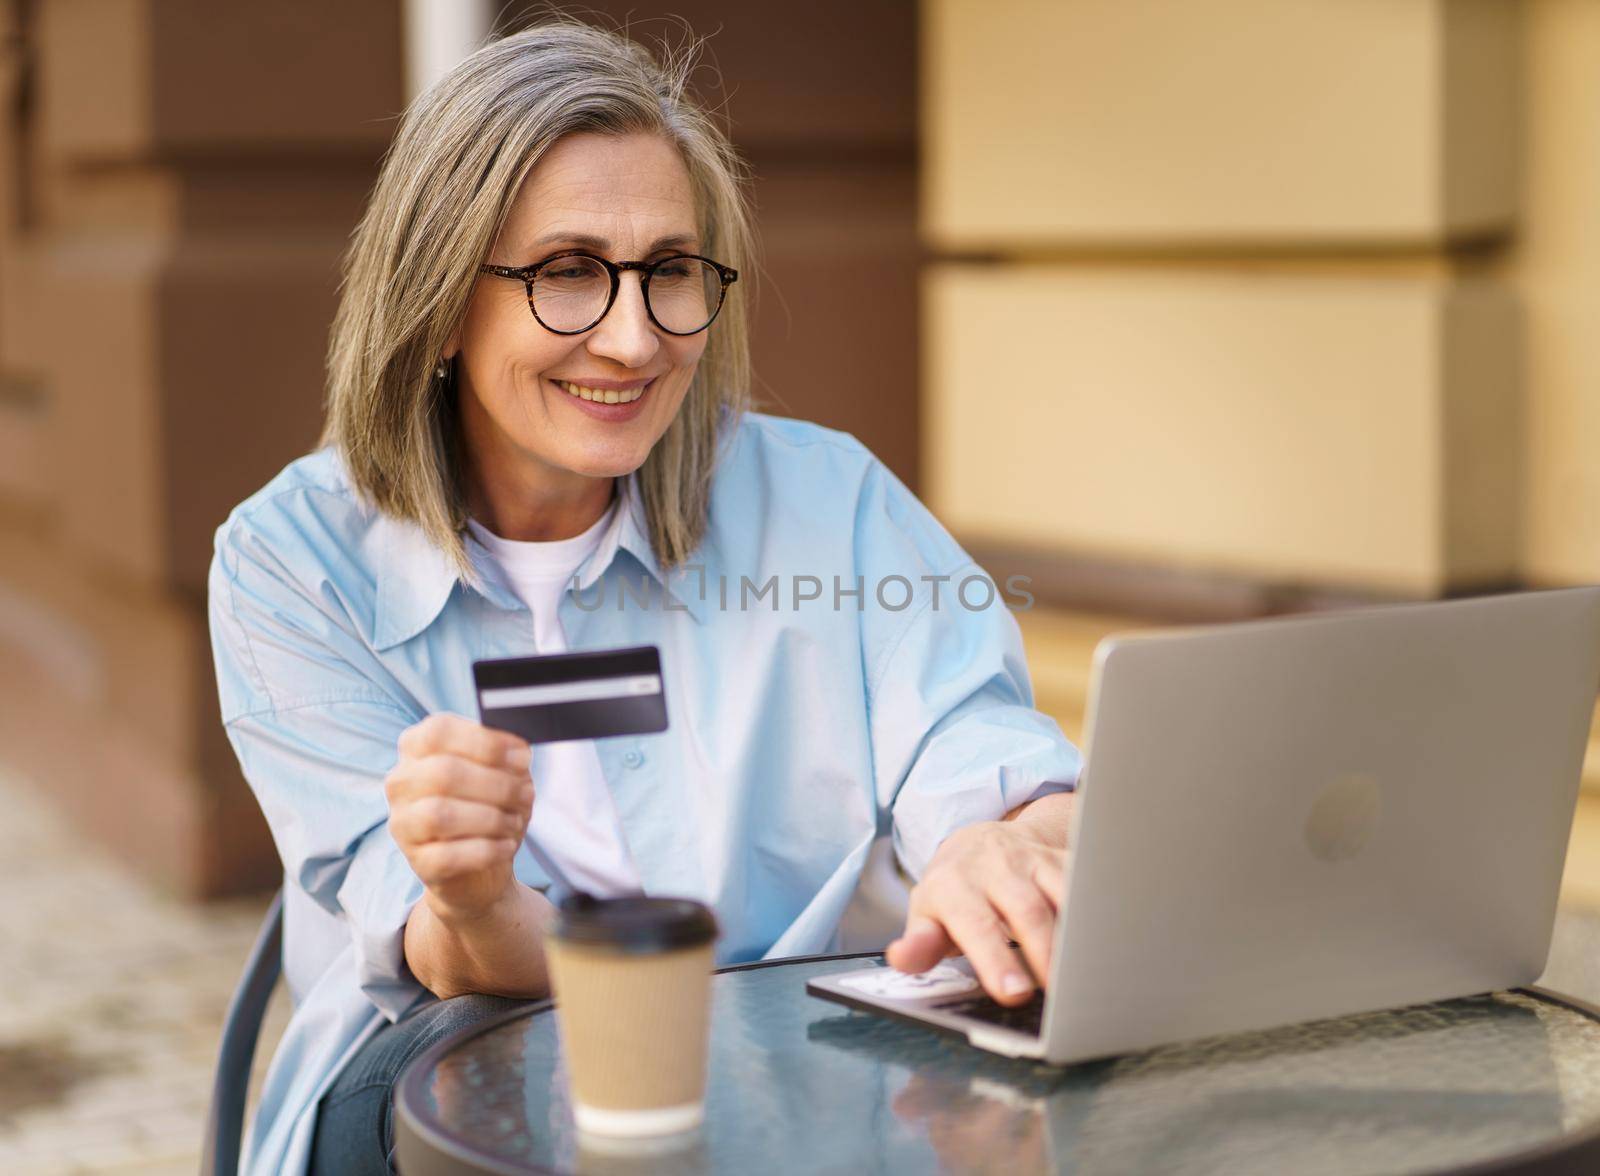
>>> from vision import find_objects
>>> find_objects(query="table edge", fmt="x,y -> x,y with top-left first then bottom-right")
1448,984 -> 1600,1176
391,968 -> 1600,1176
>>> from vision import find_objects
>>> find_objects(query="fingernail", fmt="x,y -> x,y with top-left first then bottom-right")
1002,973 -> 1033,998
505,745 -> 531,770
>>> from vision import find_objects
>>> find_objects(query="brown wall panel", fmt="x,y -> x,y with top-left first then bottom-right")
0,1 -> 407,896
37,236 -> 168,582
148,0 -> 402,154
35,0 -> 150,160
0,522 -> 277,895
746,164 -> 920,486
159,229 -> 349,596
501,1 -> 916,151
512,1 -> 922,486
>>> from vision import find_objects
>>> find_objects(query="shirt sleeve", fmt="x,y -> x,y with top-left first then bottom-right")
856,459 -> 1082,882
208,515 -> 431,1023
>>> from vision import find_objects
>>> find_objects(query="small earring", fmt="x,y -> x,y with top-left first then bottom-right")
434,359 -> 449,380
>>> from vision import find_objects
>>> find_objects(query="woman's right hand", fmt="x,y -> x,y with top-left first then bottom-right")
385,713 -> 534,921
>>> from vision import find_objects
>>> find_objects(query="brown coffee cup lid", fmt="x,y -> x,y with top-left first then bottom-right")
553,893 -> 719,953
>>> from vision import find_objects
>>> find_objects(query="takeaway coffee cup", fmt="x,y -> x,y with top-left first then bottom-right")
544,893 -> 720,1138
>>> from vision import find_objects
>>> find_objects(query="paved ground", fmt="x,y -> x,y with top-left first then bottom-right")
5,759 -> 1600,1175
0,768 -> 286,1175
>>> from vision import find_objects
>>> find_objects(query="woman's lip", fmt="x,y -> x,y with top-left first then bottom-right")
551,375 -> 655,420
550,376 -> 656,391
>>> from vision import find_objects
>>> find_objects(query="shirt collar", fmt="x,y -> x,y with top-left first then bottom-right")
370,473 -> 708,650
573,473 -> 711,625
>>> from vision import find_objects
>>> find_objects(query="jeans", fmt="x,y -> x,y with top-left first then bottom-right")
307,992 -> 526,1175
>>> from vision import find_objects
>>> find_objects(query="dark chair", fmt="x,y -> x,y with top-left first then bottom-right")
202,887 -> 284,1176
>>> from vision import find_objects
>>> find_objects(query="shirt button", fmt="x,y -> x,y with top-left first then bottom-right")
623,749 -> 644,769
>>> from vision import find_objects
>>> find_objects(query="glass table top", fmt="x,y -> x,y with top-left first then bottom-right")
401,956 -> 1600,1175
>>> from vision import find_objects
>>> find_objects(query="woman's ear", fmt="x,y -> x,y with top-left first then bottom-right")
442,333 -> 461,362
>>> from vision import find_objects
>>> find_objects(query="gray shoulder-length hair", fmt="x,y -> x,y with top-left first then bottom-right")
322,18 -> 754,578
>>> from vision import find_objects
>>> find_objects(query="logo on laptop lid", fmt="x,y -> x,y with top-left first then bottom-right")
1305,773 -> 1382,864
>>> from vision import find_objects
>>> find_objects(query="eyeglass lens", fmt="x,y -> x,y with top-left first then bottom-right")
530,256 -> 722,334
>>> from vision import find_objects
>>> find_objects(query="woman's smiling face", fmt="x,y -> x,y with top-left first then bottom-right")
449,132 -> 708,518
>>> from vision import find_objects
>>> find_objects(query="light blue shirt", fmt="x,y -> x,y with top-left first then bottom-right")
207,410 -> 1081,1176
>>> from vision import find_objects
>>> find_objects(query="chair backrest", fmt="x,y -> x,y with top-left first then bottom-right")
201,888 -> 284,1176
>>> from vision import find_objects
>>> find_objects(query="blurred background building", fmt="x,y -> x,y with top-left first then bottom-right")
0,0 -> 1596,907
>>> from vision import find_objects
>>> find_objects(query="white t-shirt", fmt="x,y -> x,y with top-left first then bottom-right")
466,493 -> 642,897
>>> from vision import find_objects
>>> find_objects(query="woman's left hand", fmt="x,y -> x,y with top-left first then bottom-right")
885,793 -> 1072,1006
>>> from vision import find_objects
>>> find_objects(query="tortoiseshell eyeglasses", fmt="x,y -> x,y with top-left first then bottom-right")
479,251 -> 739,336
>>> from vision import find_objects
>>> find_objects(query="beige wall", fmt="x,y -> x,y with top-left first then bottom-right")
1515,0 -> 1600,585
922,0 -> 1594,601
926,266 -> 1517,594
924,0 -> 1517,247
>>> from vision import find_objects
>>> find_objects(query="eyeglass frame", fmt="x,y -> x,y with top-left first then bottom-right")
478,250 -> 739,337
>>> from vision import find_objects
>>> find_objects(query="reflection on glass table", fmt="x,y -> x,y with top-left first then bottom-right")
395,954 -> 1600,1176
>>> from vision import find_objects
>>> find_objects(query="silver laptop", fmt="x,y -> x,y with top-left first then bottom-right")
807,587 -> 1600,1065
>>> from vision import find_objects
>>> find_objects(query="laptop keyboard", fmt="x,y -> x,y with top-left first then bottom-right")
937,991 -> 1046,1037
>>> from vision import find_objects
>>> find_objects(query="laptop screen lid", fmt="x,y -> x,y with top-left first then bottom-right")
1043,587 -> 1600,1065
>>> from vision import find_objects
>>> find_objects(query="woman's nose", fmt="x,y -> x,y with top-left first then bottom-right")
586,273 -> 660,369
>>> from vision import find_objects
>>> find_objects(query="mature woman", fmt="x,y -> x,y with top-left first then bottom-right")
208,19 -> 1080,1176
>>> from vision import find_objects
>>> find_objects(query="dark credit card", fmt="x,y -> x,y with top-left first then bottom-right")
473,644 -> 668,744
